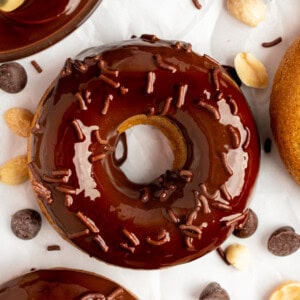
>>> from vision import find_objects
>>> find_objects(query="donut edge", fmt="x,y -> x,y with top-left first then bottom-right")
270,37 -> 300,185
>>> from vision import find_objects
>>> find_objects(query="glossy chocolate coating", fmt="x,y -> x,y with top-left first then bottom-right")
0,0 -> 100,61
28,35 -> 260,269
0,269 -> 136,299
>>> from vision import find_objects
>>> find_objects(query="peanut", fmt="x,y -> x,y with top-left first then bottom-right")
0,155 -> 29,185
234,52 -> 268,88
4,107 -> 33,137
227,0 -> 267,27
225,243 -> 250,270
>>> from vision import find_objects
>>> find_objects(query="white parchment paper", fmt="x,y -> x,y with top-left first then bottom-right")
1,1 -> 300,299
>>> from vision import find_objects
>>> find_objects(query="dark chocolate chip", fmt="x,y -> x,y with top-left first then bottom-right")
11,209 -> 42,240
263,138 -> 272,153
199,282 -> 230,300
222,65 -> 242,87
233,209 -> 258,238
268,226 -> 300,256
0,62 -> 27,93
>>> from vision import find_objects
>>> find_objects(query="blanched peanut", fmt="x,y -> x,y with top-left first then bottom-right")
227,0 -> 267,27
234,52 -> 268,88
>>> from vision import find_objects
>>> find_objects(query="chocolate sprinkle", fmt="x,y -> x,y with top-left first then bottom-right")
140,34 -> 158,42
99,74 -> 120,89
177,84 -> 188,108
94,130 -> 108,145
98,59 -> 119,77
198,100 -> 220,120
199,282 -> 230,300
122,228 -> 140,246
47,245 -> 61,251
160,96 -> 173,116
93,234 -> 109,252
72,119 -> 85,141
76,211 -> 100,233
30,60 -> 43,73
145,230 -> 170,246
228,125 -> 241,149
120,242 -> 135,253
80,292 -> 105,300
220,152 -> 233,176
64,194 -> 73,207
31,180 -> 53,204
11,209 -> 42,240
192,0 -> 202,9
107,287 -> 124,300
75,92 -> 88,110
68,229 -> 90,239
61,58 -> 73,77
180,224 -> 202,239
0,62 -> 27,93
199,195 -> 211,214
166,208 -> 180,224
146,71 -> 156,94
268,226 -> 300,256
242,127 -> 251,150
262,37 -> 282,48
153,54 -> 177,73
227,95 -> 238,115
101,94 -> 113,115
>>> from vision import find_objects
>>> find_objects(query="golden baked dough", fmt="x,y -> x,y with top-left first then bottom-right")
270,37 -> 300,184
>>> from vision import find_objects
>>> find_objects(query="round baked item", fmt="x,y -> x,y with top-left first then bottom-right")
270,37 -> 300,184
28,35 -> 260,269
0,268 -> 136,299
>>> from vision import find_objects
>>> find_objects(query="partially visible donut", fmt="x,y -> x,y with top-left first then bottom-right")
0,268 -> 136,299
28,35 -> 260,269
270,38 -> 300,184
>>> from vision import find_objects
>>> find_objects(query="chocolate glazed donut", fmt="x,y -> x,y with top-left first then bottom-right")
28,35 -> 260,269
0,269 -> 136,299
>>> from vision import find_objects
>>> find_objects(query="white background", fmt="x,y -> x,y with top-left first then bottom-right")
1,0 -> 300,299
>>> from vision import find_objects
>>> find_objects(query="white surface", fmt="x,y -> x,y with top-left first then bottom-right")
1,0 -> 300,299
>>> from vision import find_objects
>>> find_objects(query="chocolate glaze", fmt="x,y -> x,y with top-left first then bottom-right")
0,269 -> 136,299
0,0 -> 100,61
28,35 -> 260,269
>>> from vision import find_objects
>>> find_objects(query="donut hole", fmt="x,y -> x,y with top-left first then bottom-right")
115,115 -> 187,184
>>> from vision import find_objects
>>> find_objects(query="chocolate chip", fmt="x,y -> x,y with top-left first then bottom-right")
222,65 -> 242,87
268,226 -> 300,256
233,209 -> 258,238
11,209 -> 42,240
199,282 -> 230,300
0,62 -> 27,93
263,138 -> 272,153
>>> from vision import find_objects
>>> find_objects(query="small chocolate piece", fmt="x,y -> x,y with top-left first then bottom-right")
47,245 -> 61,251
233,209 -> 258,238
222,65 -> 242,87
263,137 -> 272,153
268,226 -> 300,256
192,0 -> 202,10
11,209 -> 42,240
0,62 -> 27,93
199,282 -> 230,300
30,60 -> 43,73
262,37 -> 282,48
